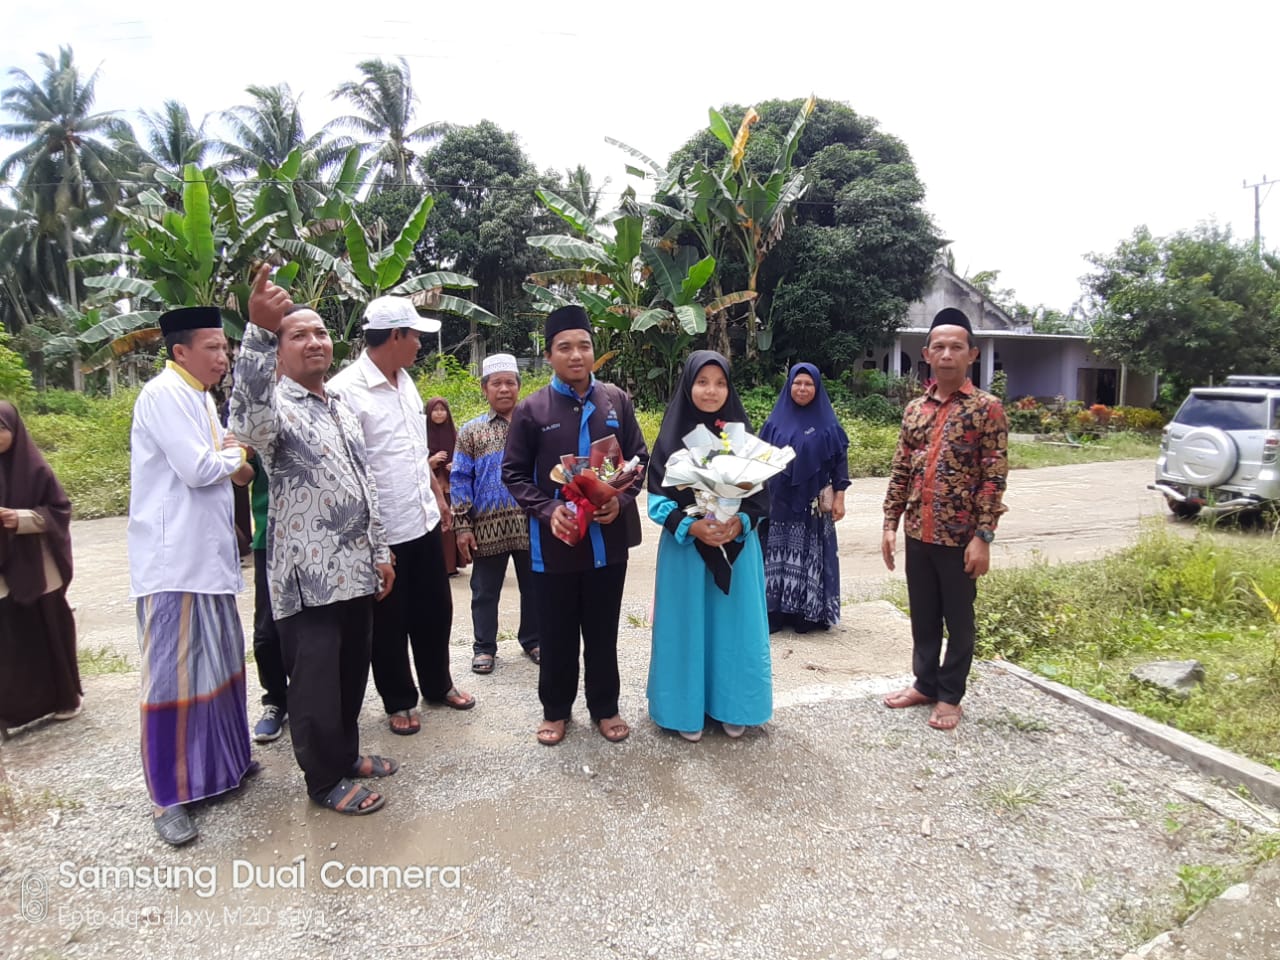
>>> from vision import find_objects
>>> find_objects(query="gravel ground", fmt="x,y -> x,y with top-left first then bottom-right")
0,625 -> 1260,960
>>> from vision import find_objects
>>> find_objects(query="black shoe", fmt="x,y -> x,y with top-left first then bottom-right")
153,805 -> 197,846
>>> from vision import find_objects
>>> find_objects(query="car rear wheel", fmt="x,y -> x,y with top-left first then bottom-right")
1166,497 -> 1202,520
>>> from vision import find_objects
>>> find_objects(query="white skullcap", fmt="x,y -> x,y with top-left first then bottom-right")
482,353 -> 519,377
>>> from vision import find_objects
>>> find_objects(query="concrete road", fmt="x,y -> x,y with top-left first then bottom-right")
68,459 -> 1167,668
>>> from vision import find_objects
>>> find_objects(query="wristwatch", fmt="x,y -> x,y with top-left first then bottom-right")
974,529 -> 995,544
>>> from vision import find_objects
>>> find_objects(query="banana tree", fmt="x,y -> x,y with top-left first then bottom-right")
704,96 -> 816,359
73,162 -> 286,340
25,301 -> 160,392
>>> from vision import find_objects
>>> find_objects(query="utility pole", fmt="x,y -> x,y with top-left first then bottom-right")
1243,175 -> 1275,255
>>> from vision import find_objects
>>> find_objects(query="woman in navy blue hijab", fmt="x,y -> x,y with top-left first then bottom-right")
759,363 -> 850,632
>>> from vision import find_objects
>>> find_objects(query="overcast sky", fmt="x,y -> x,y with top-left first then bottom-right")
4,0 -> 1278,313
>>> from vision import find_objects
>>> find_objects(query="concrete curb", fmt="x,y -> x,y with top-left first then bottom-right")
995,660 -> 1280,810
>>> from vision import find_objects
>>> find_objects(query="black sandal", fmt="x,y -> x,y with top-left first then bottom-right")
524,645 -> 541,665
316,778 -> 384,815
349,755 -> 398,778
471,654 -> 495,674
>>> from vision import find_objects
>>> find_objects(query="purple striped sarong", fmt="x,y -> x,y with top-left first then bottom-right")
137,592 -> 252,808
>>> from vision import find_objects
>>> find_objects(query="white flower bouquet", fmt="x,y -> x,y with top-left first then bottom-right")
660,422 -> 795,523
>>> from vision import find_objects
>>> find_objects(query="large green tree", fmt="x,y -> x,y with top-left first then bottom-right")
668,98 -> 941,373
1082,223 -> 1280,391
330,58 -> 448,189
0,46 -> 131,313
419,121 -> 560,363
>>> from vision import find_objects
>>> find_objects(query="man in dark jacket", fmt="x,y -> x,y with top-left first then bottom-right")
502,305 -> 648,746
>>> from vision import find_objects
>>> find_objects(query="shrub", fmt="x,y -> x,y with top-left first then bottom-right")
844,418 -> 901,477
0,334 -> 33,406
989,370 -> 1008,402
739,384 -> 778,428
28,389 -> 137,519
1113,406 -> 1166,432
848,393 -> 903,426
29,389 -> 93,417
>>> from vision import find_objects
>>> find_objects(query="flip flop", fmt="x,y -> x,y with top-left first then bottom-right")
350,755 -> 399,778
316,778 -> 384,816
389,710 -> 421,735
434,687 -> 476,711
927,705 -> 964,731
537,718 -> 568,746
153,805 -> 198,846
883,687 -> 937,709
471,654 -> 496,674
597,716 -> 630,743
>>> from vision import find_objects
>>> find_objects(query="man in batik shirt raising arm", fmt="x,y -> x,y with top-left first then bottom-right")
230,266 -> 397,816
881,308 -> 1008,732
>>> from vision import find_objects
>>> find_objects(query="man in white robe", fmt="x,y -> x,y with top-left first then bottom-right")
127,305 -> 256,846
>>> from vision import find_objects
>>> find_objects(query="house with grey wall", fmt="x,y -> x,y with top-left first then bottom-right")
858,265 -> 1157,406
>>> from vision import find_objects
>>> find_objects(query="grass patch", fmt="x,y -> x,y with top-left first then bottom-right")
970,523 -> 1280,770
25,389 -> 137,519
981,777 -> 1047,815
77,645 -> 133,676
1007,432 -> 1160,470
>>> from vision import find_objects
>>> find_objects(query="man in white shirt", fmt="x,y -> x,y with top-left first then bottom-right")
329,297 -> 474,735
128,306 -> 257,846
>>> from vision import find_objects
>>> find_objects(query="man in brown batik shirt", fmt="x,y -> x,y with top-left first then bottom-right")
881,308 -> 1008,731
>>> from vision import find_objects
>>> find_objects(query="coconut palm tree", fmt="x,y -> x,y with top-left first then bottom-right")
563,164 -> 609,224
130,99 -> 217,176
216,83 -> 350,175
0,46 -> 131,310
329,57 -> 449,189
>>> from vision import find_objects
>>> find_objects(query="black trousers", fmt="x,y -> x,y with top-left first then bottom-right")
905,537 -> 977,705
470,549 -> 540,656
252,549 -> 287,709
533,562 -> 627,723
370,527 -> 454,713
275,596 -> 372,799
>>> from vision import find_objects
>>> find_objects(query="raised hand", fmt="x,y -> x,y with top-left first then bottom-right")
247,263 -> 293,334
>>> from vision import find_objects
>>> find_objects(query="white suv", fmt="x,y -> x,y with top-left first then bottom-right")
1150,375 -> 1280,517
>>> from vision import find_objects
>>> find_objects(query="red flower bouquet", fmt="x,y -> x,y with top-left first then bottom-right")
549,435 -> 644,544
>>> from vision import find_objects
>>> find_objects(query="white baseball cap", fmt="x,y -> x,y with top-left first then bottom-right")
363,296 -> 441,333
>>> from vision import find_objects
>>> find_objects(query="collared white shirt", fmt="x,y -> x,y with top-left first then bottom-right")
328,350 -> 440,546
128,363 -> 245,597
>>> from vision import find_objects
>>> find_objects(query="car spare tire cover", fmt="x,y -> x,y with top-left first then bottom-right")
1175,427 -> 1237,486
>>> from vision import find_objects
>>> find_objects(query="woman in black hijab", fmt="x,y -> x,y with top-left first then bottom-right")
645,351 -> 772,742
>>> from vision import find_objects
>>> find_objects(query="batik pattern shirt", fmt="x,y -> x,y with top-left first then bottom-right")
883,380 -> 1008,546
450,412 -> 529,557
230,324 -> 390,620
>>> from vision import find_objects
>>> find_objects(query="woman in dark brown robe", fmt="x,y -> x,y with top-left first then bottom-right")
0,401 -> 81,736
426,397 -> 463,575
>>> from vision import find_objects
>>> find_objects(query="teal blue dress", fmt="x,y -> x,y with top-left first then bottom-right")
646,494 -> 773,732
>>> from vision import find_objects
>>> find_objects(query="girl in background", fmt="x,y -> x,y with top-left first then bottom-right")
426,397 -> 463,575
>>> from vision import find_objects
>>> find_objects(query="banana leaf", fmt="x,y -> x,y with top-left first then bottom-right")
181,163 -> 215,285
527,235 -> 610,264
434,294 -> 500,326
376,193 -> 435,289
83,275 -> 161,302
